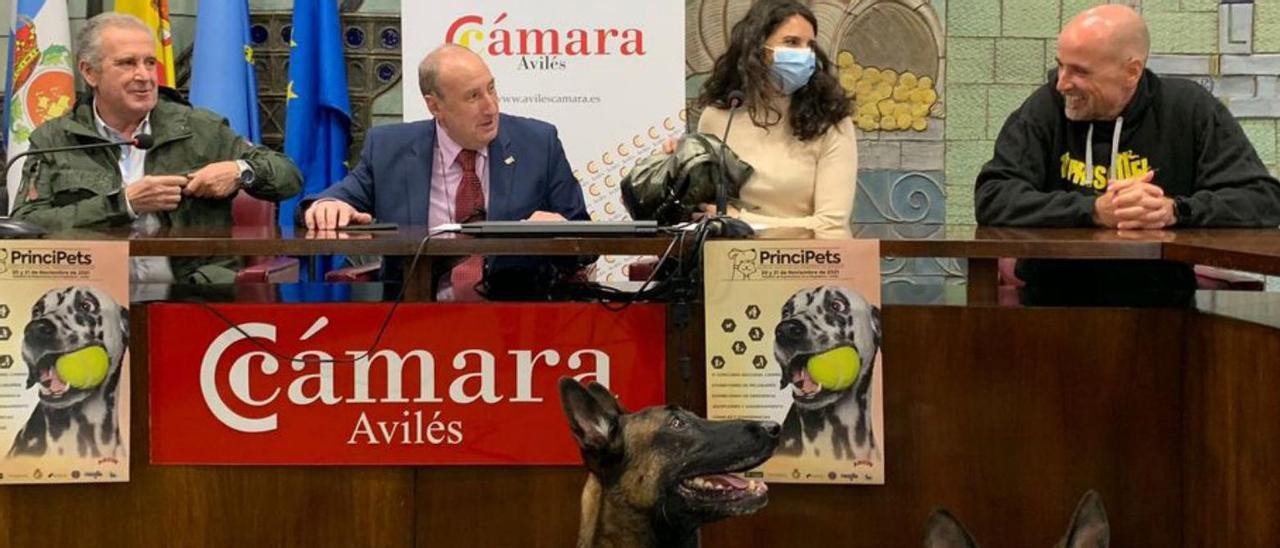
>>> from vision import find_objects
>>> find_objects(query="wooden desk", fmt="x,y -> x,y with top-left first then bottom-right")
110,223 -> 1280,299
4,226 -> 1278,547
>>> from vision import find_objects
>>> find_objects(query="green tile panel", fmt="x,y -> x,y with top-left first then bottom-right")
1002,0 -> 1060,39
1240,120 -> 1278,167
948,38 -> 996,84
1059,0 -> 1108,27
1257,1 -> 1280,54
946,84 -> 990,140
1146,12 -> 1219,55
947,0 -> 1002,38
996,38 -> 1048,84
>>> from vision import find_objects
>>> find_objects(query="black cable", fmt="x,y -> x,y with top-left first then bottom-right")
596,226 -> 688,311
574,218 -> 714,308
181,228 -> 443,365
177,221 -> 716,365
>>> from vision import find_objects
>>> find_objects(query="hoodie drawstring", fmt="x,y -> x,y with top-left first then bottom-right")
1084,123 -> 1094,188
1109,116 -> 1124,181
1084,116 -> 1126,190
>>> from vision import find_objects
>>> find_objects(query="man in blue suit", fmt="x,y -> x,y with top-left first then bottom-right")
302,44 -> 590,296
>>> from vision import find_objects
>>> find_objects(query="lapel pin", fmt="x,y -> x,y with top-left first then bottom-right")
504,156 -> 515,165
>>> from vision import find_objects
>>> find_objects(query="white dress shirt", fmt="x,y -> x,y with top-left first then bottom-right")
92,101 -> 175,284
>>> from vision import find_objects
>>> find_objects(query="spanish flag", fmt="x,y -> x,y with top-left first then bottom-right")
113,0 -> 176,86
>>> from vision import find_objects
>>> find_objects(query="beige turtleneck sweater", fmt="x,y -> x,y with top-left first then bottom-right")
697,99 -> 858,231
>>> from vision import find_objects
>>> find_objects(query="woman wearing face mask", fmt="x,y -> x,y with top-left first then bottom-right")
694,0 -> 857,232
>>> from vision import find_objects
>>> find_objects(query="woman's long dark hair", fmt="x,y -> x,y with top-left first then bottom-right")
697,0 -> 852,142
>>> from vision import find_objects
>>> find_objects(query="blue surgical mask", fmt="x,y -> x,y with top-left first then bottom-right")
768,47 -> 816,95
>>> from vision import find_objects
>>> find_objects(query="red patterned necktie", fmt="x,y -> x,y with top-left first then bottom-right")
451,149 -> 485,300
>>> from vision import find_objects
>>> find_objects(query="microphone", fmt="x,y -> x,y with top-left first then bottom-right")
1,134 -> 154,239
131,133 -> 156,150
711,90 -> 754,238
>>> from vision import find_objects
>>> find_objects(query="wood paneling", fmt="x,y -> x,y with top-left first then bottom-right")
1184,313 -> 1280,547
0,304 -> 1197,548
701,305 -> 1185,548
0,307 -> 416,548
6,250 -> 1280,546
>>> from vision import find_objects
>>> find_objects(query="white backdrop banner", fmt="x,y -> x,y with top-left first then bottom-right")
401,1 -> 685,277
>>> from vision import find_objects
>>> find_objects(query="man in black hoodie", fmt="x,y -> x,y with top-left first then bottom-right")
975,5 -> 1280,302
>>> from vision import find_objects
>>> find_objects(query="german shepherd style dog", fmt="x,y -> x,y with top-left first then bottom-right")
924,490 -> 1110,548
558,378 -> 781,548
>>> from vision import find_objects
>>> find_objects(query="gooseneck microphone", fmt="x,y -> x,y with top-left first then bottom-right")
0,134 -> 155,239
711,90 -> 754,238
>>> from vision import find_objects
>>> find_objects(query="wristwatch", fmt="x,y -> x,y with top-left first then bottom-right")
236,160 -> 257,190
1173,196 -> 1192,226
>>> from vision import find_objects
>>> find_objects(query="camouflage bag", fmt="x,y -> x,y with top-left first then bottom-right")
620,133 -> 753,224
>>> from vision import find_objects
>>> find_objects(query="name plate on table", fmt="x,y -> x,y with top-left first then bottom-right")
149,303 -> 665,465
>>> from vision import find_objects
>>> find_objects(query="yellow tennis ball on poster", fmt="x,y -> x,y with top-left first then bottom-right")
55,346 -> 110,389
806,346 -> 860,391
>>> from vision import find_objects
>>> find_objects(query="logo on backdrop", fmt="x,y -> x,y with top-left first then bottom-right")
724,247 -> 845,281
445,11 -> 646,71
149,303 -> 667,465
198,315 -> 614,437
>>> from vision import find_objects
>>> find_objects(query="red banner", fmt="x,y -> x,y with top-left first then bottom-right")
149,303 -> 665,465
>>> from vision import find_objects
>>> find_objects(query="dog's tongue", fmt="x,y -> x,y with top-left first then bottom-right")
792,368 -> 820,395
702,474 -> 749,489
687,473 -> 769,495
40,367 -> 68,394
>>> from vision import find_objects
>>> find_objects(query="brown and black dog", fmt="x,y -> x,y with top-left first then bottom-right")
924,490 -> 1110,548
558,378 -> 780,548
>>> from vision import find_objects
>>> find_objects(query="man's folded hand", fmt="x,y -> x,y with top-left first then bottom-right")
1094,171 -> 1172,229
125,175 -> 187,213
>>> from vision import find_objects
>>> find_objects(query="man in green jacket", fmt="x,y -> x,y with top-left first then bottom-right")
12,12 -> 301,283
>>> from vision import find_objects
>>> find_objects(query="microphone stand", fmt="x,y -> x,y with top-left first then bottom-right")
710,91 -> 754,238
1,136 -> 152,239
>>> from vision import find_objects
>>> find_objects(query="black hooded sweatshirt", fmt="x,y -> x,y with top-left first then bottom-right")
975,69 -> 1280,294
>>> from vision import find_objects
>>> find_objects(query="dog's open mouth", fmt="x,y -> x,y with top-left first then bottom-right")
788,354 -> 824,399
675,451 -> 773,515
676,472 -> 770,517
35,353 -> 72,398
33,346 -> 102,398
678,473 -> 768,502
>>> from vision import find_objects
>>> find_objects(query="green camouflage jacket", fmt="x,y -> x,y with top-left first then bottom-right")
12,93 -> 302,283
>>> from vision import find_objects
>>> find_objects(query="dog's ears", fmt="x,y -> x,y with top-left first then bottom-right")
585,380 -> 628,416
1060,490 -> 1109,548
923,509 -> 980,548
558,377 -> 621,454
119,305 -> 130,348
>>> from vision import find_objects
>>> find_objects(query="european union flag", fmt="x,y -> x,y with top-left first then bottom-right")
189,0 -> 259,142
280,0 -> 352,297
279,0 -> 351,235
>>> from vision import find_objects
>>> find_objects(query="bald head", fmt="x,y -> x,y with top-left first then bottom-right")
1055,5 -> 1149,121
419,43 -> 500,150
418,44 -> 486,98
1061,5 -> 1149,65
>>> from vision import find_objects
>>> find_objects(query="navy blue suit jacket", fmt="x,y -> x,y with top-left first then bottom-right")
307,114 -> 591,285
314,113 -> 588,225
